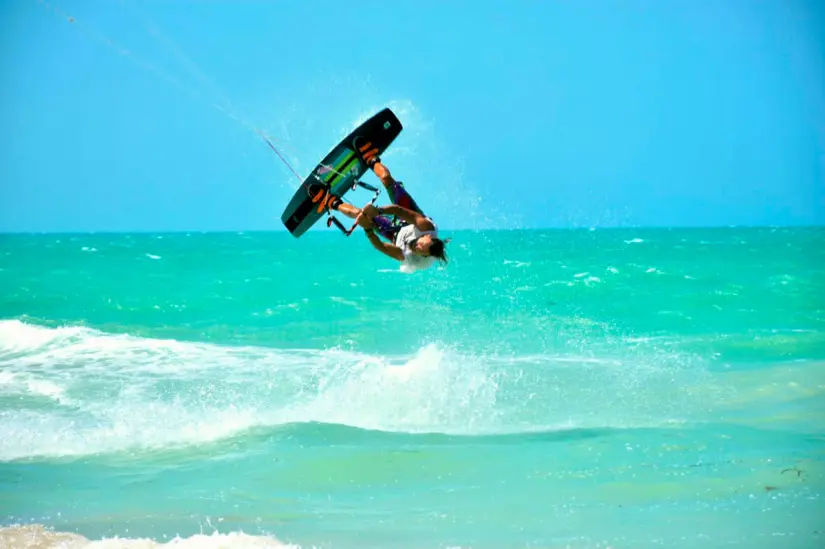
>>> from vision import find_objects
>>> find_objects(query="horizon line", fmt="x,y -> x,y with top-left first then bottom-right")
1,224 -> 823,236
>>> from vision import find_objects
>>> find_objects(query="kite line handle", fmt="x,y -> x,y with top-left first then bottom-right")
327,186 -> 382,236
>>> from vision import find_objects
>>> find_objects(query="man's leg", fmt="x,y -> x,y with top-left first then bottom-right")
330,199 -> 398,241
354,139 -> 426,215
370,161 -> 425,216
333,201 -> 360,220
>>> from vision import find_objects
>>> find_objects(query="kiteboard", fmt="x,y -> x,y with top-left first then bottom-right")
281,107 -> 403,237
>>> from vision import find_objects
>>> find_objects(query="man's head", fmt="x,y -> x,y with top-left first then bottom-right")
411,234 -> 449,264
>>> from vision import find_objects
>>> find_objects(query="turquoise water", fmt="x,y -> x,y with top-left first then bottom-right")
1,228 -> 823,548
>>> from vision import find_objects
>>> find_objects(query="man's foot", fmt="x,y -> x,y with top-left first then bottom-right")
311,185 -> 341,213
353,137 -> 380,168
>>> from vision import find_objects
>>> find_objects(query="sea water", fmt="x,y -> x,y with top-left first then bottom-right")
1,227 -> 823,548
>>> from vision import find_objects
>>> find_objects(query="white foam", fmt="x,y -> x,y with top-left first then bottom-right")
0,320 -> 91,354
329,296 -> 361,309
0,525 -> 301,548
0,320 -> 717,461
285,343 -> 502,433
503,260 -> 531,268
1,321 -> 501,458
25,378 -> 66,400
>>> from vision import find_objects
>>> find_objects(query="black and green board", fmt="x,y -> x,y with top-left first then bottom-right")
280,108 -> 403,237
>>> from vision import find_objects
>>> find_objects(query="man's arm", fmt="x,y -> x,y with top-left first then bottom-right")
364,229 -> 404,261
377,205 -> 434,231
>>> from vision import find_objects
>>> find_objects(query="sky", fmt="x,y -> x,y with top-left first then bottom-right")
1,0 -> 823,232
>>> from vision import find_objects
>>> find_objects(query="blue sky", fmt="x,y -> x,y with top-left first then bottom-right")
2,0 -> 823,232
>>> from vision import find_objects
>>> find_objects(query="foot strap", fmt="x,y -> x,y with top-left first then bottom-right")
311,186 -> 340,214
354,137 -> 380,167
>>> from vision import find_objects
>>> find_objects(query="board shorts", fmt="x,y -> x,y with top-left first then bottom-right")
371,180 -> 424,241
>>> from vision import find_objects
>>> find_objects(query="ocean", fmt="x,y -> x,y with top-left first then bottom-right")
1,227 -> 823,548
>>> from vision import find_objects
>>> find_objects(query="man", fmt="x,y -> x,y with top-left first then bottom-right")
320,141 -> 448,273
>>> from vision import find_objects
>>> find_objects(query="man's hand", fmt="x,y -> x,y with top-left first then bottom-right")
362,203 -> 379,218
356,212 -> 373,229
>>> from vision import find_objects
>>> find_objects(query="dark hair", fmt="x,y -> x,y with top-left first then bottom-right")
429,237 -> 448,264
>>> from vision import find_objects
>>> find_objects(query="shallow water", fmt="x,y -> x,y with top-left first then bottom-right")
2,228 -> 823,548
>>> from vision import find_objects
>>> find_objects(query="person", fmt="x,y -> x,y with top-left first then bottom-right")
316,140 -> 448,273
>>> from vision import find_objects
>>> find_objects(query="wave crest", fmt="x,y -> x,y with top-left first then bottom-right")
0,320 -> 711,461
